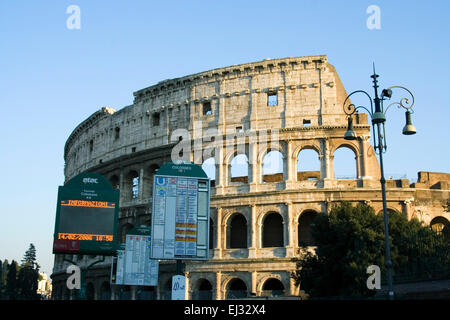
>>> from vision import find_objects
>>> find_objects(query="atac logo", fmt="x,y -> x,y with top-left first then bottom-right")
155,177 -> 166,186
83,177 -> 98,184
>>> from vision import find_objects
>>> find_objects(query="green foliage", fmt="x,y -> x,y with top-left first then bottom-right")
17,243 -> 40,300
5,260 -> 19,300
1,243 -> 41,300
21,243 -> 37,268
291,201 -> 450,298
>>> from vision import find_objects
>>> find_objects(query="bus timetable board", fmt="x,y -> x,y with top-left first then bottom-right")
53,172 -> 119,255
150,162 -> 210,261
112,226 -> 159,286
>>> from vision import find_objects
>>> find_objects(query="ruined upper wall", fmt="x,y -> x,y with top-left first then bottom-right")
63,55 -> 361,179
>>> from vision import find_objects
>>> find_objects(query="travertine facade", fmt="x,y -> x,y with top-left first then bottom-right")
51,55 -> 450,300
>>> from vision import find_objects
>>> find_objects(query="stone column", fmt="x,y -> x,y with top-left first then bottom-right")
285,202 -> 295,257
138,167 -> 144,199
249,204 -> 258,258
320,138 -> 333,187
249,135 -> 259,192
290,277 -> 299,296
216,272 -> 222,300
359,135 -> 373,186
402,199 -> 413,220
119,171 -> 125,204
285,140 -> 296,189
184,272 -> 190,300
251,271 -> 258,296
215,207 -> 223,259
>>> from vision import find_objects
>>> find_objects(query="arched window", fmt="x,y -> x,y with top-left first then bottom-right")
230,154 -> 248,183
297,148 -> 321,181
262,150 -> 284,183
430,216 -> 449,235
262,212 -> 284,248
125,170 -> 139,199
262,278 -> 284,296
194,279 -> 213,300
333,146 -> 357,179
298,210 -> 318,246
226,278 -> 247,299
202,157 -> 216,187
109,175 -> 120,189
132,176 -> 139,198
228,214 -> 247,249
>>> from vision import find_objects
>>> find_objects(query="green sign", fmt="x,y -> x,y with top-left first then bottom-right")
53,172 -> 119,255
156,161 -> 209,178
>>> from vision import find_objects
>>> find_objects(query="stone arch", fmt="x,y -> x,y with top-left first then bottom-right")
292,143 -> 321,161
296,147 -> 321,181
226,213 -> 248,249
229,153 -> 249,184
377,208 -> 401,215
261,277 -> 285,296
257,144 -> 285,164
333,143 -> 359,179
109,174 -> 120,190
225,277 -> 248,299
298,210 -> 318,246
124,169 -> 140,200
430,216 -> 449,235
192,278 -> 213,300
262,150 -> 284,183
262,212 -> 284,247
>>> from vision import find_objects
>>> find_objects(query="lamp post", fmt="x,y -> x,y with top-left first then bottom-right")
343,64 -> 416,300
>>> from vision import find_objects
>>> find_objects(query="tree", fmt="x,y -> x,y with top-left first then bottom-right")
292,201 -> 450,298
5,260 -> 19,300
18,244 -> 40,300
21,243 -> 37,268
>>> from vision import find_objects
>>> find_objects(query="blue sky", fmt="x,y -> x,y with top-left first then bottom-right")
0,1 -> 449,276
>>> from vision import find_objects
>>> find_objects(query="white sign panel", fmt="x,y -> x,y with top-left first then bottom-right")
171,275 -> 186,300
115,234 -> 159,286
151,175 -> 210,260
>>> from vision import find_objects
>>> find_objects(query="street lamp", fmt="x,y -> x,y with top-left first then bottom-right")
343,64 -> 416,300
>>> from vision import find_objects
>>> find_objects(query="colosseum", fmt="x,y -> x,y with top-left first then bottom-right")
51,55 -> 450,300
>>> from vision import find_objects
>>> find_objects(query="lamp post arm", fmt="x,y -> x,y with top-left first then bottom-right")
343,90 -> 374,116
382,86 -> 415,114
